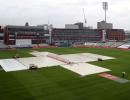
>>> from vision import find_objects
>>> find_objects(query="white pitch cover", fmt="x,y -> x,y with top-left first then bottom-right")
0,52 -> 112,76
62,63 -> 110,76
0,59 -> 27,72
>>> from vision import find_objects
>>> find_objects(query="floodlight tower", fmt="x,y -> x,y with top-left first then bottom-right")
103,2 -> 108,23
83,8 -> 87,29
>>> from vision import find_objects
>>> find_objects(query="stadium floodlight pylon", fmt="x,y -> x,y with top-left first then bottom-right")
83,8 -> 87,29
102,2 -> 108,23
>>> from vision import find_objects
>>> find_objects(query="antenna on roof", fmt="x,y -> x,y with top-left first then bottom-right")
83,8 -> 87,29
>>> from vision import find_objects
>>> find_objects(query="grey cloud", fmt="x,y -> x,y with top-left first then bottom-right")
0,0 -> 129,30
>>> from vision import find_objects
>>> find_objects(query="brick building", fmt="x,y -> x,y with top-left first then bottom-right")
3,25 -> 49,46
52,29 -> 103,44
106,29 -> 125,41
2,24 -> 125,46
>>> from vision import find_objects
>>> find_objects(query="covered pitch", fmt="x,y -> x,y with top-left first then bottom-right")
62,63 -> 110,76
60,53 -> 114,63
0,59 -> 27,72
17,56 -> 65,68
0,52 -> 114,76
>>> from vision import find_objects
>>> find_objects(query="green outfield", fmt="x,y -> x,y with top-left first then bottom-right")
0,48 -> 130,100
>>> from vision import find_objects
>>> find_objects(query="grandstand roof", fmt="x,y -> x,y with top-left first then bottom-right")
6,25 -> 44,30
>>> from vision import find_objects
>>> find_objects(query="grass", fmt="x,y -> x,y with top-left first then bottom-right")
0,48 -> 130,100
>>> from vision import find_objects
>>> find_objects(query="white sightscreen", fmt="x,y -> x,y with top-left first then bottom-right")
16,39 -> 32,47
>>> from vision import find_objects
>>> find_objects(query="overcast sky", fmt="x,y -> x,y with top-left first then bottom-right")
0,0 -> 130,30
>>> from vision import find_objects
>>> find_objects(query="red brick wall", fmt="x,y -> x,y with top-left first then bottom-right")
106,29 -> 125,41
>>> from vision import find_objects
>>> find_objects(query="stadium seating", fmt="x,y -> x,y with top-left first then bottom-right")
111,42 -> 125,47
118,43 -> 130,49
103,42 -> 114,47
96,42 -> 105,46
72,41 -> 130,50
